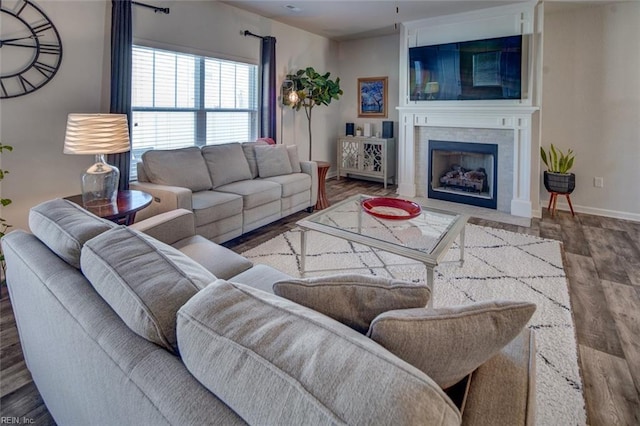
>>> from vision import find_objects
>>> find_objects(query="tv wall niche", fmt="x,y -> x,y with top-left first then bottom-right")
409,35 -> 523,101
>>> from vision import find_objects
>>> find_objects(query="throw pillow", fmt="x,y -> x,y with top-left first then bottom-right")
29,198 -> 117,268
142,147 -> 213,192
273,274 -> 431,334
201,143 -> 253,188
286,145 -> 302,173
81,227 -> 217,353
255,145 -> 293,178
241,140 -> 268,178
256,137 -> 276,145
367,300 -> 536,389
177,279 -> 461,425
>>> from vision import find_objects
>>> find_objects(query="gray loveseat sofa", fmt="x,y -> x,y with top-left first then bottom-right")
3,199 -> 536,425
131,142 -> 318,243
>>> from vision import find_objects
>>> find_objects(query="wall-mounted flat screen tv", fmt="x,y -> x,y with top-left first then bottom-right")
409,35 -> 522,101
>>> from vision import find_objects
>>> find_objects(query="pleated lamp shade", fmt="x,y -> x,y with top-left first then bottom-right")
63,114 -> 130,155
63,114 -> 130,207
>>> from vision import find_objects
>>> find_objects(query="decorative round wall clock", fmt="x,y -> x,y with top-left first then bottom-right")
0,0 -> 63,99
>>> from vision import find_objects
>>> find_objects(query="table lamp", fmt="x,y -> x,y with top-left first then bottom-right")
63,113 -> 130,207
425,81 -> 440,100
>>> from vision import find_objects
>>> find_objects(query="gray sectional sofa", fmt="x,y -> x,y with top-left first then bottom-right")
131,142 -> 318,243
3,199 -> 537,425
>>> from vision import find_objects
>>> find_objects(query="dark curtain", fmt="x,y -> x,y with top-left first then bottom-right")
108,0 -> 133,190
261,36 -> 277,141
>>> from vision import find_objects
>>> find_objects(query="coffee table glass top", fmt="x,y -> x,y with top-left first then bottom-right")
297,194 -> 468,264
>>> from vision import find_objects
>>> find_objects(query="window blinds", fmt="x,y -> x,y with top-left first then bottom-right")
130,45 -> 258,180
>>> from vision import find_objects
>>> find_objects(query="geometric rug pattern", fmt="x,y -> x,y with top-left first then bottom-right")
242,224 -> 587,425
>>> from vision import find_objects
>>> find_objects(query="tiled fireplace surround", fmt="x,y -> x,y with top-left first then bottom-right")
397,107 -> 538,218
417,127 -> 513,212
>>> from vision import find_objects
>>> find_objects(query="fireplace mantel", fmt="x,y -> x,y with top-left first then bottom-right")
396,1 -> 542,218
396,105 -> 540,218
398,104 -> 538,115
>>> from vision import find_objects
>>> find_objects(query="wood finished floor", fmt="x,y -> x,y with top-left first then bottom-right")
1,178 -> 639,425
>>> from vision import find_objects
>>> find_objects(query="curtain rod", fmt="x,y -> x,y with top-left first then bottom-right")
132,1 -> 170,14
243,30 -> 265,40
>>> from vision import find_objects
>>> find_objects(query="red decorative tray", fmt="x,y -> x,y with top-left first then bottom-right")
361,197 -> 422,220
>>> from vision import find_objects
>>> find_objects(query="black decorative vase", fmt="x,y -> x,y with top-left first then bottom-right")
544,171 -> 576,194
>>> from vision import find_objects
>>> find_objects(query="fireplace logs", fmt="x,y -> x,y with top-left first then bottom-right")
439,165 -> 488,193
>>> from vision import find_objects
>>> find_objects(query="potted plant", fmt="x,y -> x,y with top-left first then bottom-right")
286,67 -> 343,161
356,126 -> 363,136
540,144 -> 576,194
0,143 -> 13,297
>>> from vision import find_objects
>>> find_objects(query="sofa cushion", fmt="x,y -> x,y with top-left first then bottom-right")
29,199 -> 117,268
172,235 -> 253,280
215,179 -> 281,209
262,173 -> 311,198
273,274 -> 431,334
202,143 -> 253,188
230,264 -> 292,293
463,328 -> 536,426
241,140 -> 268,179
177,280 -> 461,426
142,147 -> 212,192
191,191 -> 243,227
81,227 -> 217,353
367,300 -> 536,389
286,145 -> 302,173
255,145 -> 293,178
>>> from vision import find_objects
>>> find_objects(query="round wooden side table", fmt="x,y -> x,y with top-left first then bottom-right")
65,190 -> 152,225
315,161 -> 331,210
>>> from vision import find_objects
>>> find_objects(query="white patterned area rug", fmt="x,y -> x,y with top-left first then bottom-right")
242,224 -> 587,425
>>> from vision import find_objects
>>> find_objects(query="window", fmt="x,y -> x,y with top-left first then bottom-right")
130,46 -> 258,180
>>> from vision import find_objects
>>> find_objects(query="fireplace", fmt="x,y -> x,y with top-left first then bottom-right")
397,107 -> 538,217
396,1 -> 539,218
428,141 -> 498,209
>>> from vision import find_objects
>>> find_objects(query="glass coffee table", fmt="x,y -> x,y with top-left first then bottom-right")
296,194 -> 468,306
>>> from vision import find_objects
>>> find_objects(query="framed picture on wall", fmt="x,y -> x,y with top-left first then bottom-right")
358,77 -> 388,118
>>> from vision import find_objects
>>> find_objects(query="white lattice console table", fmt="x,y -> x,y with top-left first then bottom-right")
337,136 -> 396,189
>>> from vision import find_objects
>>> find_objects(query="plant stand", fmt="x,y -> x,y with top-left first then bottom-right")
547,192 -> 575,217
543,171 -> 576,218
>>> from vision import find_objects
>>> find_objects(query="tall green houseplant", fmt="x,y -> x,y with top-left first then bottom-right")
0,143 -> 13,290
286,67 -> 343,161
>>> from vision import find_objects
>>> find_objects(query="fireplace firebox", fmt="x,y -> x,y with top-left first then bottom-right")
428,140 -> 498,209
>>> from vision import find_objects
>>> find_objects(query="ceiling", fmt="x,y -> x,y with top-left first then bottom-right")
220,0 -> 529,41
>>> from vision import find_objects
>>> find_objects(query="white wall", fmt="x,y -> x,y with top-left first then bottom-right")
541,1 -> 640,220
336,34 -> 400,174
1,0 -> 339,231
1,0 -> 111,232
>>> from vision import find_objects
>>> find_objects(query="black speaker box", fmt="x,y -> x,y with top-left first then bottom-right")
382,121 -> 394,138
346,123 -> 355,136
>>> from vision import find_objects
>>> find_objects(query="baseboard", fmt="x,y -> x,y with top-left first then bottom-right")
541,198 -> 640,223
